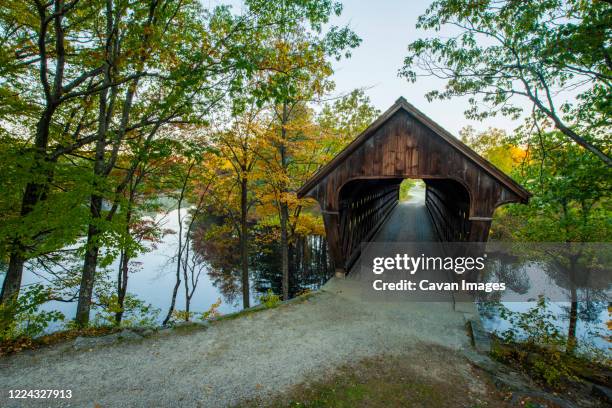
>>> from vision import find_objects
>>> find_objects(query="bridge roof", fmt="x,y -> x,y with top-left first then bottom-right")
297,97 -> 531,201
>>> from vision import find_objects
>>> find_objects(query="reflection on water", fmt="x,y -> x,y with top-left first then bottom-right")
13,208 -> 334,331
6,205 -> 609,355
476,242 -> 611,354
479,299 -> 610,352
197,225 -> 334,303
252,234 -> 334,298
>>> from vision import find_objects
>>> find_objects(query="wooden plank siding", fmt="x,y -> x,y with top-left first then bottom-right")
298,98 -> 530,273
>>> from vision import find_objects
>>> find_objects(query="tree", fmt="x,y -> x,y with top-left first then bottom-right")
492,130 -> 611,351
459,126 -> 525,173
1,0 -> 297,325
161,145 -> 215,325
212,106 -> 266,309
75,0 -> 229,326
401,0 -> 612,165
243,0 -> 360,300
112,146 -> 174,325
0,0 -> 116,306
317,89 -> 381,157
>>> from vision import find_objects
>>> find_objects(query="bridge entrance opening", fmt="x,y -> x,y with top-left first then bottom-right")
335,176 -> 472,272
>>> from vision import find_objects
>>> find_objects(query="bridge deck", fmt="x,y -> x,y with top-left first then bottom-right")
372,184 -> 437,242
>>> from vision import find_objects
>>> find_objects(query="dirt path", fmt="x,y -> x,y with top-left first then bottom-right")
0,275 -> 482,408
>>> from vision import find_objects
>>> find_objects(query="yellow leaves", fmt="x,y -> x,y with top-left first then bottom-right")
201,100 -> 339,242
281,191 -> 299,207
201,298 -> 222,320
293,212 -> 325,237
143,25 -> 154,36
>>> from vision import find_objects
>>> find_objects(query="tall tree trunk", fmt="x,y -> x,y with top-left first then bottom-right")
115,204 -> 132,325
280,203 -> 289,301
280,102 -> 290,301
1,252 -> 25,305
1,105 -> 56,305
76,195 -> 103,326
75,29 -> 112,326
163,164 -> 192,325
163,274 -> 181,325
240,174 -> 250,308
183,235 -> 191,321
567,286 -> 578,354
2,0 -> 65,305
163,204 -> 183,326
567,265 -> 578,354
115,249 -> 129,324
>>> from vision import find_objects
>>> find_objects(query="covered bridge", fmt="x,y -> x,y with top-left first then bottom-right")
297,97 -> 530,276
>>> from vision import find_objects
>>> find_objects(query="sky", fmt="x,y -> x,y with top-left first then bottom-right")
207,0 -> 531,136
327,0 -> 526,135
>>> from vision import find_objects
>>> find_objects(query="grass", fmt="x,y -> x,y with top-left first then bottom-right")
238,346 -> 510,408
210,291 -> 319,324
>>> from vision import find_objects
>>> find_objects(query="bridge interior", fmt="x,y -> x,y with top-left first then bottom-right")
347,183 -> 459,301
371,182 -> 436,243
337,177 -> 472,271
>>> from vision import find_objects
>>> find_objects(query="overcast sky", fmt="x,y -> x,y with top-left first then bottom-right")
209,0 -> 531,135
327,0 -> 529,136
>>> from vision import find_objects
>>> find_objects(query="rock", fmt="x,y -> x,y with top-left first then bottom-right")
172,321 -> 194,328
73,335 -> 116,350
464,316 -> 491,354
116,329 -> 143,341
141,329 -> 154,337
72,329 -> 143,350
591,384 -> 612,403
172,321 -> 210,330
129,326 -> 156,336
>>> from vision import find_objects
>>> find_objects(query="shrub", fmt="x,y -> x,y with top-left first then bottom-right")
0,284 -> 64,342
92,293 -> 160,327
259,289 -> 281,308
496,295 -> 565,347
169,309 -> 192,323
491,296 -> 580,388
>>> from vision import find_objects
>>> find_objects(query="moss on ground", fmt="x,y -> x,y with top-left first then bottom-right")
211,291 -> 319,324
238,346 -> 511,408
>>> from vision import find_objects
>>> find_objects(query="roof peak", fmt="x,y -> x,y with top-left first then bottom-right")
297,97 -> 530,201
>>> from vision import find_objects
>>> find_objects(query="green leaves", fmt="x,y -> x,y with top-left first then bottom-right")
401,0 -> 611,164
496,130 -> 611,242
0,284 -> 65,341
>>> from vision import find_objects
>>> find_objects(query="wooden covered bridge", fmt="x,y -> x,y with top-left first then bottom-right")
297,97 -> 530,276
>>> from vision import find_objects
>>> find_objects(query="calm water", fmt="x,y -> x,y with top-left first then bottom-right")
479,300 -> 610,353
14,208 -> 334,330
473,242 -> 610,354
476,260 -> 610,354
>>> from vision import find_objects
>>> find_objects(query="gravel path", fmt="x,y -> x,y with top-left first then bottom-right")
0,277 -> 474,408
